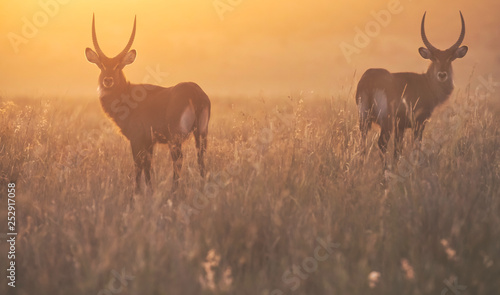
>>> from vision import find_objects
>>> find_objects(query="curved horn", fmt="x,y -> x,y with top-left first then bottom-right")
448,11 -> 466,50
116,16 -> 136,59
92,14 -> 106,57
421,12 -> 438,52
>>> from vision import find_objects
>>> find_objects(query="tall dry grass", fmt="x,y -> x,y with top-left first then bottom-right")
0,83 -> 499,294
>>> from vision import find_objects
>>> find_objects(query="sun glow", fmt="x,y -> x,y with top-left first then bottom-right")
0,0 -> 496,98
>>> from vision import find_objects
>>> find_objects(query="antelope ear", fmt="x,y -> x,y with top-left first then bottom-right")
455,46 -> 468,59
418,47 -> 432,59
85,48 -> 100,64
121,50 -> 136,66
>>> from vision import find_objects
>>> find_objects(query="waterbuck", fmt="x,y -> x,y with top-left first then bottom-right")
356,12 -> 468,163
85,15 -> 211,193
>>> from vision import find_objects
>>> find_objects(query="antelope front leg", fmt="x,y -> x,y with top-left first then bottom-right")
143,145 -> 154,193
131,141 -> 151,194
132,155 -> 143,194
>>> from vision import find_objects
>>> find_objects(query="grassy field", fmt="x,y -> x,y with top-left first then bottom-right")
0,83 -> 499,294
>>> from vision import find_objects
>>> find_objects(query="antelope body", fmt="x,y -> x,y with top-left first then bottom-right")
85,15 -> 211,193
356,12 -> 468,161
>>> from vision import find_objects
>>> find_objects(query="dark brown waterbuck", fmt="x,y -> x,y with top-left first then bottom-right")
356,12 -> 468,163
85,15 -> 211,193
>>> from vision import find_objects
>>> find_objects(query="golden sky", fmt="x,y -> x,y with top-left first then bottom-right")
0,0 -> 498,98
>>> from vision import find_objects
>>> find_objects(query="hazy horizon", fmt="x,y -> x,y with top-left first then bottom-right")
0,0 -> 498,98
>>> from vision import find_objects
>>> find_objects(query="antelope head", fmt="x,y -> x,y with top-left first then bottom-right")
419,11 -> 468,84
85,14 -> 137,91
